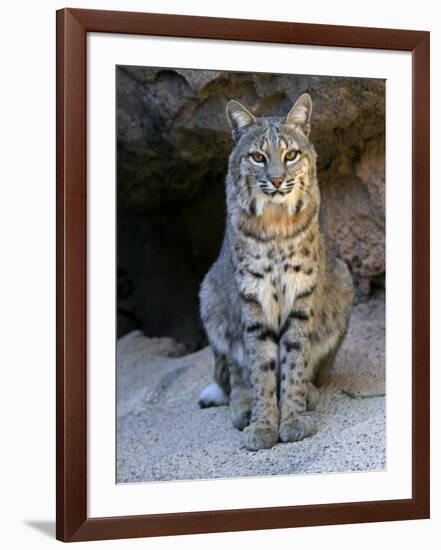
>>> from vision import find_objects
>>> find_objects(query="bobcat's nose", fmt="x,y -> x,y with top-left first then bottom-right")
271,177 -> 283,189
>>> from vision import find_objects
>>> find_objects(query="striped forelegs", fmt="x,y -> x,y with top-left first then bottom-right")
241,315 -> 279,450
278,305 -> 316,442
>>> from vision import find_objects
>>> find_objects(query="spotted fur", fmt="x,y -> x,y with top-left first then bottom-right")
199,94 -> 353,450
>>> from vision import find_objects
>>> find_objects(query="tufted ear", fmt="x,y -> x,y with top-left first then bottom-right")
226,100 -> 256,141
286,93 -> 312,136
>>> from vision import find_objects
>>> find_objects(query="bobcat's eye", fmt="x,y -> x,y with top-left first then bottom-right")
285,150 -> 299,162
250,151 -> 266,164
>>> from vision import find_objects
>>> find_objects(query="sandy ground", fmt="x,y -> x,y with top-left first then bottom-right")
117,293 -> 385,483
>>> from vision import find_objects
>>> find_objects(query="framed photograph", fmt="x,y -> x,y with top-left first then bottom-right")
56,8 -> 430,542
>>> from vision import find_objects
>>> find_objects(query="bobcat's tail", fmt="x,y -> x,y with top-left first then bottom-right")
198,383 -> 229,408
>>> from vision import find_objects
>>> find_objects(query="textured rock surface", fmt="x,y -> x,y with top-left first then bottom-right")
117,68 -> 385,344
117,293 -> 385,483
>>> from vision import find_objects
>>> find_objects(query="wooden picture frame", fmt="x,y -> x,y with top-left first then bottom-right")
56,7 -> 430,542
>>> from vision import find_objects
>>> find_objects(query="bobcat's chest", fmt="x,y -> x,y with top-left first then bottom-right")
250,241 -> 314,332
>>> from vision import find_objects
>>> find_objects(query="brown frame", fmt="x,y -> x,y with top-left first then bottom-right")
56,7 -> 430,542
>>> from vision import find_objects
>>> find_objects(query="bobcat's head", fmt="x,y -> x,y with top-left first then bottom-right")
226,94 -> 317,216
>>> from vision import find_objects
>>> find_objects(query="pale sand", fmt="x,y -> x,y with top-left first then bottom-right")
117,293 -> 385,482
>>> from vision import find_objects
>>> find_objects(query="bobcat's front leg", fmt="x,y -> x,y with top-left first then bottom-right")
241,297 -> 279,451
279,303 -> 316,443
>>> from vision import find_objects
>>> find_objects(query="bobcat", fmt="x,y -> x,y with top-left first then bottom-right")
199,94 -> 353,451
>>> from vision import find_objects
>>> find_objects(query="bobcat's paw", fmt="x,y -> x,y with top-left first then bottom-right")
230,391 -> 252,430
231,406 -> 251,431
243,423 -> 278,451
279,415 -> 316,443
306,383 -> 320,411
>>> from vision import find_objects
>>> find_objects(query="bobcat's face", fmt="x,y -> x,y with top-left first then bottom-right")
242,123 -> 312,205
227,94 -> 317,210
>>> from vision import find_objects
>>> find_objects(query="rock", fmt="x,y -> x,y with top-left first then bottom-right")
117,68 -> 385,344
116,293 -> 385,482
117,330 -> 187,360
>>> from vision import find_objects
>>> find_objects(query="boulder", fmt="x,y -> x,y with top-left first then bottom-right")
117,68 -> 385,345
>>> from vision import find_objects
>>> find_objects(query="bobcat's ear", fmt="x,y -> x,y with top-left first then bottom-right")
226,100 -> 256,141
286,93 -> 312,136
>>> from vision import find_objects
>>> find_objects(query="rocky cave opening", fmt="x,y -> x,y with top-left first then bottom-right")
117,66 -> 385,351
